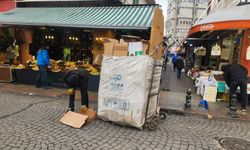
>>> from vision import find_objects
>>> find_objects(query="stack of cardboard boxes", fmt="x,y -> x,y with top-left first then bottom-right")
103,38 -> 149,57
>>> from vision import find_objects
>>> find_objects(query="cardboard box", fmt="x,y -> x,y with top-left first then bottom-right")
114,43 -> 128,51
80,108 -> 97,123
142,41 -> 149,55
113,50 -> 128,56
104,42 -> 114,56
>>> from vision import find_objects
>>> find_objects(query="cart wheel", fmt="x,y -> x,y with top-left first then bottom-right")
148,122 -> 156,130
159,112 -> 167,120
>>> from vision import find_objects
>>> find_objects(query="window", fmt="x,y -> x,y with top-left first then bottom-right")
133,0 -> 139,4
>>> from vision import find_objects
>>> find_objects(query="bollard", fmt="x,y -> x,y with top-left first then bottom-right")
228,94 -> 239,118
185,89 -> 192,110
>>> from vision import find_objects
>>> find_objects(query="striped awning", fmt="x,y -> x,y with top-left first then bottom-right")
0,5 -> 156,29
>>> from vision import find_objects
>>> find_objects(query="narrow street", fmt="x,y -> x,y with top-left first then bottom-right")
0,92 -> 250,150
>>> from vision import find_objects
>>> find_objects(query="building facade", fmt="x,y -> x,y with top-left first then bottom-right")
165,0 -> 208,45
120,0 -> 155,4
208,0 -> 250,14
0,0 -> 16,12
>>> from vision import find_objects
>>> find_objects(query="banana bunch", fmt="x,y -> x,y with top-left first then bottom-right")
87,66 -> 100,75
15,64 -> 25,69
32,66 -> 39,71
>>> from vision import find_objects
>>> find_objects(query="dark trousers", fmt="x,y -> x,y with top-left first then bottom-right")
36,65 -> 48,87
230,79 -> 248,109
177,69 -> 182,79
69,80 -> 89,111
173,62 -> 176,71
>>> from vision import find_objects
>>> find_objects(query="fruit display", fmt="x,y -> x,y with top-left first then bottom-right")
14,64 -> 25,69
12,59 -> 100,75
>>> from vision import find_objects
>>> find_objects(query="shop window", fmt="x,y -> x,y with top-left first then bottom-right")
133,0 -> 139,4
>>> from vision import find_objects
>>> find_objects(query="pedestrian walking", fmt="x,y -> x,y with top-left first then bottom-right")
64,69 -> 89,112
36,45 -> 51,89
222,64 -> 248,112
176,56 -> 184,79
172,54 -> 177,71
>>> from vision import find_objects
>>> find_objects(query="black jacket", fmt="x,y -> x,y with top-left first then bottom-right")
176,58 -> 184,70
223,64 -> 248,86
64,69 -> 88,88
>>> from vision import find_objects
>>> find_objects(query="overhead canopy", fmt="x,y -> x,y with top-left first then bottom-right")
188,5 -> 250,36
0,5 -> 156,29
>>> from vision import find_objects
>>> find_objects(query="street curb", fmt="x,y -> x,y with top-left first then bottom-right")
161,108 -> 250,123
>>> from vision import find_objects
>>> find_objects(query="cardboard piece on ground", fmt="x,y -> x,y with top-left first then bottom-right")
80,108 -> 97,123
59,111 -> 88,128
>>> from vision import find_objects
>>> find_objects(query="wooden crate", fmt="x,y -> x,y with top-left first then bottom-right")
0,66 -> 13,82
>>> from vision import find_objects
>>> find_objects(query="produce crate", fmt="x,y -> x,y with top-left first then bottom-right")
217,81 -> 226,93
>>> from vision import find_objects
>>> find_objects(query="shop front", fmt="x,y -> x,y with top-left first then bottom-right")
0,5 -> 164,91
184,4 -> 250,103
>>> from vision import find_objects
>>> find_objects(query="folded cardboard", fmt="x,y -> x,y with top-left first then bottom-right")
59,111 -> 88,128
80,108 -> 97,123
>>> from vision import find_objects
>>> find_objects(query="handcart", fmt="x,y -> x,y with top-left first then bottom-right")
143,47 -> 167,130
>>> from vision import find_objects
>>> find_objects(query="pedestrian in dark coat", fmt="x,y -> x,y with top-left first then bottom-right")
172,54 -> 177,71
222,64 -> 248,111
176,56 -> 185,79
64,69 -> 89,112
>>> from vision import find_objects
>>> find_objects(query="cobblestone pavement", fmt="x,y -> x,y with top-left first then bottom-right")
1,92 -> 250,150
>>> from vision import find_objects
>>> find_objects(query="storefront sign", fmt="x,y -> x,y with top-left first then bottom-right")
200,24 -> 214,32
211,44 -> 221,56
194,47 -> 206,56
128,42 -> 143,56
246,46 -> 250,60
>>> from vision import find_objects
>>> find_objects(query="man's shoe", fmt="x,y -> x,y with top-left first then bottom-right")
81,105 -> 88,113
66,108 -> 74,112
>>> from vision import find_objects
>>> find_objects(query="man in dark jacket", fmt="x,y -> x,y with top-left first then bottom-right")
176,56 -> 185,79
64,69 -> 89,112
222,64 -> 248,111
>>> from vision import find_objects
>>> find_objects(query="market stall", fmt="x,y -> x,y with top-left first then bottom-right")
184,5 -> 250,104
0,5 -> 164,91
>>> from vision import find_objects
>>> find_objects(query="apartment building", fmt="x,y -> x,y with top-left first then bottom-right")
121,0 -> 155,4
208,0 -> 250,14
165,0 -> 208,44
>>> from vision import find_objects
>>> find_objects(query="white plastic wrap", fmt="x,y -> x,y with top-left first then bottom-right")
98,56 -> 160,129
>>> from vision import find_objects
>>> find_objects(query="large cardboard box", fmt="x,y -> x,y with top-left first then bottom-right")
104,42 -> 114,56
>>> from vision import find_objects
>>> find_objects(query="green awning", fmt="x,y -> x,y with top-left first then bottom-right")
0,5 -> 156,30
